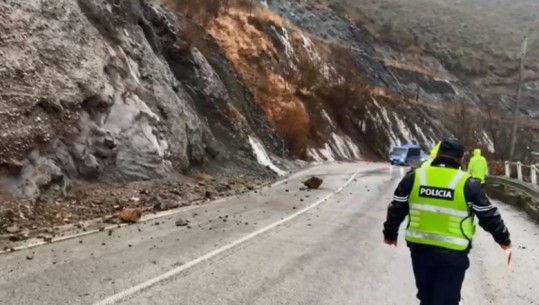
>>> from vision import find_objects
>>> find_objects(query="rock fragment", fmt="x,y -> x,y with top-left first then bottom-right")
303,176 -> 323,189
118,208 -> 142,224
175,218 -> 188,227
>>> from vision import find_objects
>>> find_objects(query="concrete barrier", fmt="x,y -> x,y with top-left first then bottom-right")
485,176 -> 539,222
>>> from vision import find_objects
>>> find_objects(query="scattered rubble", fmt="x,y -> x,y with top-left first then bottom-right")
0,173 -> 272,245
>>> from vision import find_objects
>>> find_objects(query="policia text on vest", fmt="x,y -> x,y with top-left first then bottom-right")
419,186 -> 454,200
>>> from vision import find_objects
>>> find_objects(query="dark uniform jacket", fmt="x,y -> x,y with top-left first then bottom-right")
383,156 -> 511,254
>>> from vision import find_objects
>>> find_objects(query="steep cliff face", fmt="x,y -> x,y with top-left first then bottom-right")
205,5 -> 452,160
0,0 -> 284,200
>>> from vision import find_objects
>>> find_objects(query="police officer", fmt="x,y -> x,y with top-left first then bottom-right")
383,140 -> 511,305
467,148 -> 488,186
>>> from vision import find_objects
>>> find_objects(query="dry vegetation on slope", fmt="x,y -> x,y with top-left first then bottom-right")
165,0 -> 539,161
322,0 -> 539,78
165,0 -> 377,158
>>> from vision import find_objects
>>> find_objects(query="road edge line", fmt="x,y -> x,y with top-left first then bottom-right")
0,164 -> 324,255
93,167 -> 364,305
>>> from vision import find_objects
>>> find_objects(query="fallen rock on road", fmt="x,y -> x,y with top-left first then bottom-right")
6,225 -> 21,234
303,177 -> 323,190
118,208 -> 142,224
153,197 -> 181,211
175,218 -> 189,227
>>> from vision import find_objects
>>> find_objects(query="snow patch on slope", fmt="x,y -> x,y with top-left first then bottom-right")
299,33 -> 334,80
307,134 -> 361,161
300,33 -> 321,62
321,110 -> 335,128
372,98 -> 400,148
482,131 -> 495,153
371,98 -> 435,150
415,123 -> 434,147
307,148 -> 324,162
394,114 -> 415,144
330,133 -> 361,159
248,136 -> 285,176
319,143 -> 336,161
271,26 -> 295,61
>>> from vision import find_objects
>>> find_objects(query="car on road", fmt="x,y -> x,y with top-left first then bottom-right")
389,144 -> 427,167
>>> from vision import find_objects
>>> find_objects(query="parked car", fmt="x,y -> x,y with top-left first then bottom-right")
389,144 -> 425,167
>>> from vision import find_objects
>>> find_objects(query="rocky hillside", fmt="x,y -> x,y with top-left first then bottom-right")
1,0 -> 534,235
308,0 -> 539,159
205,2 -> 456,158
0,0 -> 294,234
0,0 -> 285,199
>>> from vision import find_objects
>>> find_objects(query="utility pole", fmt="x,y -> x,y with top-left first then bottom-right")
509,36 -> 527,161
249,0 -> 253,16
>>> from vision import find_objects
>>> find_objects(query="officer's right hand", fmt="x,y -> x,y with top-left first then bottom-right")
384,239 -> 397,246
500,243 -> 512,250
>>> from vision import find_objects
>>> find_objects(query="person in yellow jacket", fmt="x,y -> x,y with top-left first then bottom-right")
467,149 -> 488,185
421,141 -> 441,168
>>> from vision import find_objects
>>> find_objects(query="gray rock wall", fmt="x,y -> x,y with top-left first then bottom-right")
0,0 -> 278,198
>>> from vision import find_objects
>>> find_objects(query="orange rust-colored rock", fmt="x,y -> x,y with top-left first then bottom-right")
118,208 -> 142,224
193,173 -> 214,182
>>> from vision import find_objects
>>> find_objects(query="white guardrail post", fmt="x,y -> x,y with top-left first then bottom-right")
517,162 -> 523,181
505,161 -> 511,178
531,165 -> 537,186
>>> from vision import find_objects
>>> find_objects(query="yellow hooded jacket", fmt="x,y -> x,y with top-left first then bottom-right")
421,141 -> 441,168
467,148 -> 488,183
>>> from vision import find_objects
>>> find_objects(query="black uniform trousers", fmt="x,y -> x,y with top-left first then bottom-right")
410,245 -> 470,305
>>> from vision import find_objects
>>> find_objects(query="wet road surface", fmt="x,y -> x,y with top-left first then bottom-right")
0,162 -> 537,305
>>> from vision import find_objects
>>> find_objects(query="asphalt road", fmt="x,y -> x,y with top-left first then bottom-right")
0,162 -> 538,305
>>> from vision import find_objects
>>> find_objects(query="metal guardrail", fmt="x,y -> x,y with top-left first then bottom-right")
486,166 -> 539,222
486,176 -> 539,199
502,161 -> 539,186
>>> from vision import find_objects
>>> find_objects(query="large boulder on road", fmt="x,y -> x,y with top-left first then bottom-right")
303,176 -> 323,189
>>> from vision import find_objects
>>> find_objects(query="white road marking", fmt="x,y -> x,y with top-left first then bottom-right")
93,167 -> 367,305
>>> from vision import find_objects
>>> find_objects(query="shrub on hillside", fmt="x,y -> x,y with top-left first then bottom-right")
180,20 -> 202,49
286,48 -> 323,93
316,45 -> 370,108
273,103 -> 310,158
447,101 -> 480,149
